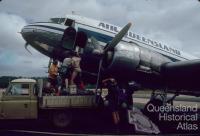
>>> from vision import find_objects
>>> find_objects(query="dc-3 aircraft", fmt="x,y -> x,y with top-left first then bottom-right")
21,14 -> 200,107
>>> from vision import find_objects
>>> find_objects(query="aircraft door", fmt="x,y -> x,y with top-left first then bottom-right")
75,31 -> 88,49
0,83 -> 31,119
61,27 -> 76,50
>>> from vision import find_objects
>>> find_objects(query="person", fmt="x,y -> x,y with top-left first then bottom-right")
47,59 -> 59,93
69,51 -> 81,92
118,87 -> 128,109
59,57 -> 73,92
102,78 -> 120,126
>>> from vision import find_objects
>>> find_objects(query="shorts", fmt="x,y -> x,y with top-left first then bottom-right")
48,78 -> 57,87
74,68 -> 81,72
107,100 -> 118,112
61,72 -> 71,79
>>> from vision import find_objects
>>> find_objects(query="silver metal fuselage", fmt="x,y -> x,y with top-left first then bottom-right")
21,15 -> 199,90
21,22 -> 66,57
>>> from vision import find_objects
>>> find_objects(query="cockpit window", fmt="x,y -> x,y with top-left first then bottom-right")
65,18 -> 75,27
50,18 -> 65,24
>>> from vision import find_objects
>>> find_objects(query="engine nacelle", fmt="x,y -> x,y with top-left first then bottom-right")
103,42 -> 172,81
103,42 -> 140,79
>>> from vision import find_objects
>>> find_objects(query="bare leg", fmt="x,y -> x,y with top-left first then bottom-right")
116,111 -> 120,123
70,71 -> 78,85
112,111 -> 120,125
65,78 -> 68,89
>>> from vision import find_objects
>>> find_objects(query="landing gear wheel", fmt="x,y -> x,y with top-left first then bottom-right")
52,111 -> 72,128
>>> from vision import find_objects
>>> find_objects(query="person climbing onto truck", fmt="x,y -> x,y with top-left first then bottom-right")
69,51 -> 81,93
59,57 -> 73,93
47,59 -> 59,94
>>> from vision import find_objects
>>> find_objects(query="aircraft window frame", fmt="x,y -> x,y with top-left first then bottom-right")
6,83 -> 30,96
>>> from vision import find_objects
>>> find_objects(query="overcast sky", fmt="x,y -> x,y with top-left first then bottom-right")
0,0 -> 200,77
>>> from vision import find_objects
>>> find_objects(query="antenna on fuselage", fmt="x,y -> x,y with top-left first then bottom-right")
71,10 -> 81,16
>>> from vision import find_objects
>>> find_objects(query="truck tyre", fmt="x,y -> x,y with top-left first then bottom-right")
52,111 -> 72,128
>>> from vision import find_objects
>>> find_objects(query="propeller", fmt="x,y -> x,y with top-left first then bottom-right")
103,22 -> 132,54
95,22 -> 132,93
25,42 -> 32,54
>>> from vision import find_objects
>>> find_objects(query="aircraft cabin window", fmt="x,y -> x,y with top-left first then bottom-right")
65,19 -> 75,27
7,83 -> 29,95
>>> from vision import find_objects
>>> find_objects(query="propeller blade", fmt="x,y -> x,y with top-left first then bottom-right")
104,22 -> 132,53
25,43 -> 32,54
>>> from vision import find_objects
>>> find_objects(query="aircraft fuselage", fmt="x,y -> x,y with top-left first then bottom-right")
21,15 -> 200,94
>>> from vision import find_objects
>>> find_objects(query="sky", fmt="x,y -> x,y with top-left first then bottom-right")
0,0 -> 200,77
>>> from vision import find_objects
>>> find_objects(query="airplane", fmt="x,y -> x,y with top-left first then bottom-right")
21,14 -> 200,107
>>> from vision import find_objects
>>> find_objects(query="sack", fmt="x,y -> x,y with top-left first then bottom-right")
128,107 -> 160,134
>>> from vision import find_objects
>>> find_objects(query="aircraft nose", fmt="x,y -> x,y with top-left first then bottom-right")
21,25 -> 33,43
20,24 -> 55,57
21,26 -> 25,39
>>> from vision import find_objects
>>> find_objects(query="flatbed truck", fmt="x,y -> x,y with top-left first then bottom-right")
0,78 -> 160,134
0,78 -> 97,127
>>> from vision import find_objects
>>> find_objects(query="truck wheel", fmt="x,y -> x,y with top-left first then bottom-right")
52,111 -> 72,128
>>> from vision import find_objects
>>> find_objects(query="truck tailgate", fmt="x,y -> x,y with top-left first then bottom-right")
40,95 -> 96,108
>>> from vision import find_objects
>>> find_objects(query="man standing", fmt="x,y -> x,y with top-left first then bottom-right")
102,78 -> 120,125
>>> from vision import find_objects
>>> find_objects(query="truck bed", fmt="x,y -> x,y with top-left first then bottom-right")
39,95 -> 96,108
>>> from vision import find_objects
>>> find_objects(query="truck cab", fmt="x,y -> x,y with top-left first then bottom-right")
0,79 -> 37,119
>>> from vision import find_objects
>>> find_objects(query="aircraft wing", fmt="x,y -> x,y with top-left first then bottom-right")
161,59 -> 200,91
